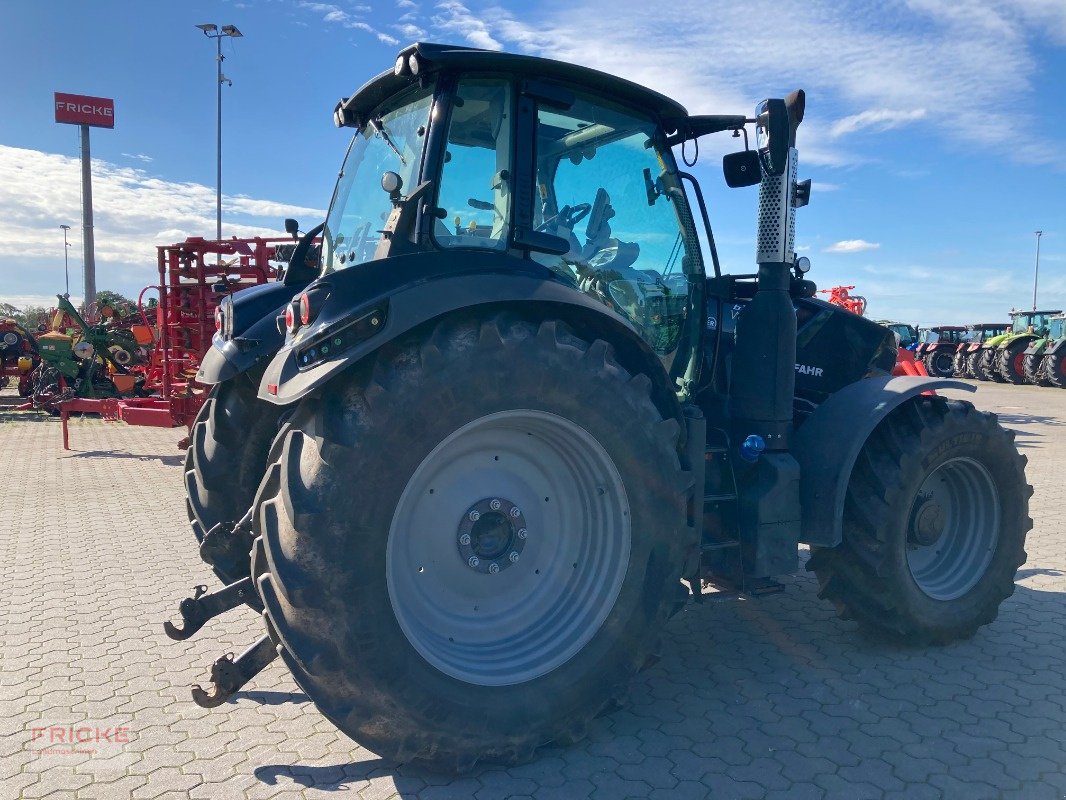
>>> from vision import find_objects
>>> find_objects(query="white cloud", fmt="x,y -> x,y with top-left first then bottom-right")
417,0 -> 1062,167
394,22 -> 427,39
121,152 -> 153,163
830,108 -> 928,137
432,1 -> 502,49
825,239 -> 881,253
0,145 -> 325,298
812,182 -> 841,192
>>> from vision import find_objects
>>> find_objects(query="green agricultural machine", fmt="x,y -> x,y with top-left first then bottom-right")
1025,314 -> 1066,387
955,323 -> 1005,378
167,43 -> 1031,771
32,295 -> 147,410
992,310 -> 1062,384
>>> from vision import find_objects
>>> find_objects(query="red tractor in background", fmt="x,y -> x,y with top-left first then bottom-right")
915,325 -> 968,378
819,286 -> 928,376
956,323 -> 1008,378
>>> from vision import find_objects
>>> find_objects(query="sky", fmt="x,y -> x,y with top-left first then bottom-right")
0,0 -> 1064,325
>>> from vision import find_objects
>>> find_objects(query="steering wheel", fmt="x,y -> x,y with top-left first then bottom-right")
536,202 -> 592,233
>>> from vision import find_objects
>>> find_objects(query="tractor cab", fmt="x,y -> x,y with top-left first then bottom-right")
1010,310 -> 1061,336
313,49 -> 709,390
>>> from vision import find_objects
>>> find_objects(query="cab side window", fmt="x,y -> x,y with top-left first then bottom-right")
434,79 -> 513,251
534,95 -> 700,359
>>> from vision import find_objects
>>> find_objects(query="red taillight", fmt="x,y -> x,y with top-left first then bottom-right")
285,304 -> 295,331
215,307 -> 223,332
299,292 -> 311,326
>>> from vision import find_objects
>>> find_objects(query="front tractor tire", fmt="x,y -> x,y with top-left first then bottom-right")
807,397 -> 1030,644
923,349 -> 955,378
952,349 -> 971,378
184,370 -> 281,584
1045,351 -> 1066,389
1024,353 -> 1049,386
251,314 -> 690,770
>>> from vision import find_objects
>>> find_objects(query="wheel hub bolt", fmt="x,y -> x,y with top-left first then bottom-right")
456,498 -> 528,574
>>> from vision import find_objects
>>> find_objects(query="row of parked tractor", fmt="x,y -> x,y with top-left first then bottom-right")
887,309 -> 1066,386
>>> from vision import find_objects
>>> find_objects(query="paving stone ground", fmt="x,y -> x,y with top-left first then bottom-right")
1,381 -> 1064,799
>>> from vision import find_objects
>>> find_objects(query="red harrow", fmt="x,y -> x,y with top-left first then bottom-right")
57,236 -> 295,448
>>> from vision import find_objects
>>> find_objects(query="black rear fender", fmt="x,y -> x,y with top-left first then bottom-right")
792,376 -> 976,547
257,271 -> 682,427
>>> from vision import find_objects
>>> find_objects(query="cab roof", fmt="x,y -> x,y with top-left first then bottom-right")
1011,309 -> 1062,316
338,42 -> 690,129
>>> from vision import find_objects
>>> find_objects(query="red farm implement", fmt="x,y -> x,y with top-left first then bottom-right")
57,236 -> 297,448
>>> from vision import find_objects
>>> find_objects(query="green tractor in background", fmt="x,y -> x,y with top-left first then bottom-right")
1027,314 -> 1066,387
994,310 -> 1062,384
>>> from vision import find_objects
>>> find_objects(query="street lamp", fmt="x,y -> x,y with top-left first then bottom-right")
59,224 -> 71,297
196,22 -> 243,243
1033,230 -> 1043,312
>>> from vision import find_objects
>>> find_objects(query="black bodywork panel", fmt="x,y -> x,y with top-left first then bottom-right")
792,375 -> 975,547
197,281 -> 310,385
706,292 -> 898,408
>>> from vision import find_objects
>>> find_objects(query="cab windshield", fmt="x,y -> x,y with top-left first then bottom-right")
1013,315 -> 1037,333
321,86 -> 434,274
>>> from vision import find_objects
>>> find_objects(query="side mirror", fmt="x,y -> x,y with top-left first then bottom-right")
722,150 -> 762,187
284,218 -> 299,241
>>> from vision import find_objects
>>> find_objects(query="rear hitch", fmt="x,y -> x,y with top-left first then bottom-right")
163,577 -> 254,641
191,635 -> 278,708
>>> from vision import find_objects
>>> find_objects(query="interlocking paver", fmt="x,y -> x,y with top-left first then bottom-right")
2,382 -> 1066,799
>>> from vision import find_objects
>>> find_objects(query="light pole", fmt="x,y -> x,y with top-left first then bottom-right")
196,23 -> 243,243
1033,230 -> 1043,312
59,224 -> 71,297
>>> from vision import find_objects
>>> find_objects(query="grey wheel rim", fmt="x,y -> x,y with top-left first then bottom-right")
906,456 -> 1000,600
932,352 -> 954,374
386,410 -> 631,686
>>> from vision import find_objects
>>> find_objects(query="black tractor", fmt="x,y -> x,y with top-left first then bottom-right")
170,43 -> 1031,772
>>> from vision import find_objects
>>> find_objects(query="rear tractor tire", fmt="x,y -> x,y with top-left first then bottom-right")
924,349 -> 955,378
184,370 -> 281,584
807,397 -> 1030,644
251,314 -> 690,771
998,341 -> 1029,384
